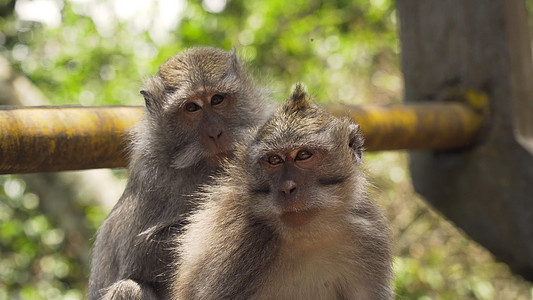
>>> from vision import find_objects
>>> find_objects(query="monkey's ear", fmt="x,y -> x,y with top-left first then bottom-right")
228,48 -> 242,72
140,89 -> 156,114
140,89 -> 150,104
348,123 -> 364,163
141,76 -> 166,115
230,47 -> 237,57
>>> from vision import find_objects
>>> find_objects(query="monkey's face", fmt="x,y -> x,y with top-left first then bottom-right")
141,47 -> 265,169
246,122 -> 363,233
157,85 -> 256,169
242,84 -> 365,234
177,92 -> 233,160
260,146 -> 327,228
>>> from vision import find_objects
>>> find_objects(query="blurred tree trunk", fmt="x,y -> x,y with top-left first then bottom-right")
398,0 -> 533,280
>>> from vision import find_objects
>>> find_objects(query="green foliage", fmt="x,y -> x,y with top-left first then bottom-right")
1,0 -> 400,107
366,152 -> 533,299
0,0 -> 532,299
0,176 -> 87,299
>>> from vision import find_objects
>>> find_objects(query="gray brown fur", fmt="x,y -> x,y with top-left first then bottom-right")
88,47 -> 271,299
172,84 -> 393,300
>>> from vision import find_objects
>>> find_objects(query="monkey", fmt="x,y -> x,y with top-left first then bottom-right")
171,84 -> 394,300
88,47 -> 272,300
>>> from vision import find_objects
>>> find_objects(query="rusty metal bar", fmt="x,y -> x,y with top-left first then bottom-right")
326,101 -> 484,151
0,106 -> 143,174
0,101 -> 484,174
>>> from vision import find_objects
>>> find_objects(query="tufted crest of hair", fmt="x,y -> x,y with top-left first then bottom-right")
225,83 -> 366,192
255,83 -> 332,142
251,83 -> 363,159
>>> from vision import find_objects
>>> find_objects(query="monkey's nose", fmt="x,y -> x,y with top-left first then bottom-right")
280,180 -> 297,196
208,128 -> 223,140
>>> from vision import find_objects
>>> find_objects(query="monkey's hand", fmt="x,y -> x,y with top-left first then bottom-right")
101,279 -> 159,300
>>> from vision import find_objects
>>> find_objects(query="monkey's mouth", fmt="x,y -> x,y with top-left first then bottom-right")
280,208 -> 319,228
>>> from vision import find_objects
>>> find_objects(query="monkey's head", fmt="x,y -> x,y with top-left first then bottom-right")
139,47 -> 267,169
235,84 -> 365,234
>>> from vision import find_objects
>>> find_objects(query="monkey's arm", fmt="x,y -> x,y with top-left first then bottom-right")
90,209 -> 181,300
101,279 -> 159,300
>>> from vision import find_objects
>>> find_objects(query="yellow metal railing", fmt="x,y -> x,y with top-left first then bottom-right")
0,96 -> 486,174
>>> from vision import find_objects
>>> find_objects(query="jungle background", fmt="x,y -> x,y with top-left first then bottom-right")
1,0 -> 533,299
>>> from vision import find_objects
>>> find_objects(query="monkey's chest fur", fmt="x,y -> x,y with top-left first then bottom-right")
175,208 -> 378,300
256,242 -> 365,300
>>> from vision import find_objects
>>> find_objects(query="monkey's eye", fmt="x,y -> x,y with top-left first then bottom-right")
295,150 -> 312,161
211,94 -> 224,106
185,102 -> 201,112
267,155 -> 283,166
